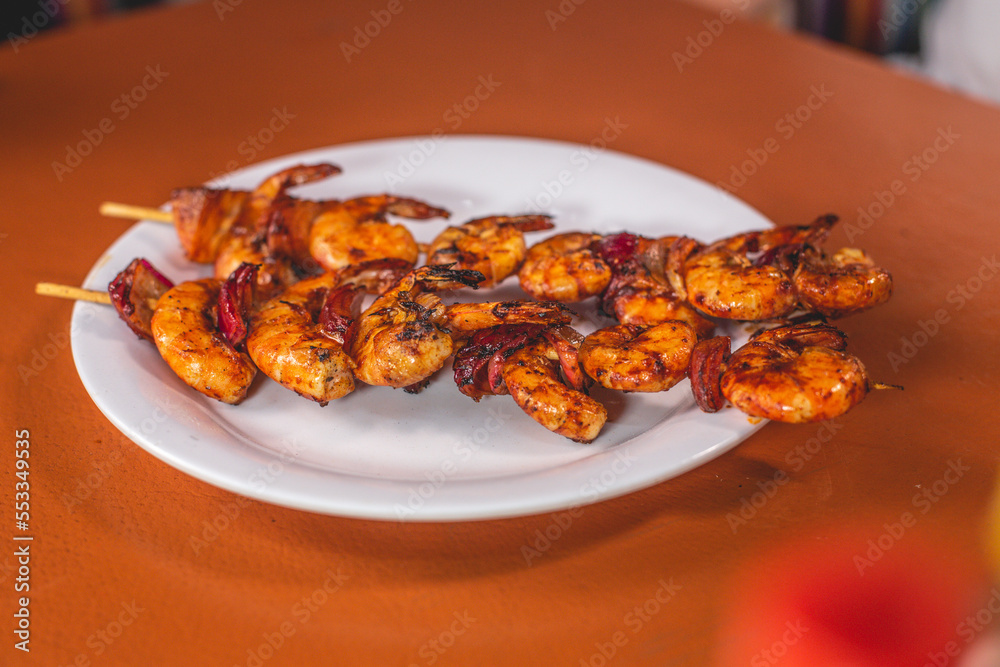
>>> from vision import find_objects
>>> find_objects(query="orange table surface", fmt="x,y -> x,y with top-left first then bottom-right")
3,1 -> 1000,665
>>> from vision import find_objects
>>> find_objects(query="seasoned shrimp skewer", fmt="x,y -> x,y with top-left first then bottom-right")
519,232 -> 612,302
426,214 -> 555,287
150,278 -> 257,405
348,265 -> 573,389
309,195 -> 450,273
579,321 -> 695,393
247,260 -> 410,405
676,215 -> 835,321
690,322 -> 898,423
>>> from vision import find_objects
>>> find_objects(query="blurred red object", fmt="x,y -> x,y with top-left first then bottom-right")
715,525 -> 987,666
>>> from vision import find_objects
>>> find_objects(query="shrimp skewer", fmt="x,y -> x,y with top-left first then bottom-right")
676,215 -> 892,322
691,322 -> 899,423
426,214 -> 554,287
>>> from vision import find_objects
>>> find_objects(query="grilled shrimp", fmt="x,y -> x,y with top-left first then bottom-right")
150,279 -> 257,405
169,163 -> 340,265
501,339 -> 608,443
579,321 -> 695,393
681,215 -> 836,321
212,164 -> 343,290
349,265 -> 572,389
426,214 -> 554,287
518,232 -> 612,302
698,322 -> 887,423
595,233 -> 715,338
309,195 -> 449,273
246,260 -> 410,404
793,246 -> 893,318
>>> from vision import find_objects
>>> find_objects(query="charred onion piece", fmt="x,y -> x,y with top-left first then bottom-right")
452,324 -> 547,400
217,263 -> 259,352
689,335 -> 731,413
108,257 -> 174,341
319,283 -> 363,344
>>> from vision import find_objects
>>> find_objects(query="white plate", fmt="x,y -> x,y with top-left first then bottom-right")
71,135 -> 768,521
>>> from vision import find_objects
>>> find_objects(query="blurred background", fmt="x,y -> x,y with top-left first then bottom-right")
6,0 -> 995,105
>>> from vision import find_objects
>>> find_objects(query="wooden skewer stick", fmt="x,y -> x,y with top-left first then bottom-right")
35,283 -> 111,305
99,201 -> 172,223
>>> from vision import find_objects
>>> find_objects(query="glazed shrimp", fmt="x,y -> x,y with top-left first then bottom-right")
247,260 -> 410,404
213,164 -> 344,287
150,279 -> 257,405
518,232 -> 612,302
309,195 -> 449,272
349,266 -> 572,389
168,162 -> 340,265
426,214 -> 554,287
793,246 -> 893,318
595,233 -> 715,339
715,322 -> 887,423
579,321 -> 695,393
681,215 -> 837,321
502,339 -> 608,443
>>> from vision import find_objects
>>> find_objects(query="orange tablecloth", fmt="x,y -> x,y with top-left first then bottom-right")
3,1 -> 1000,664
